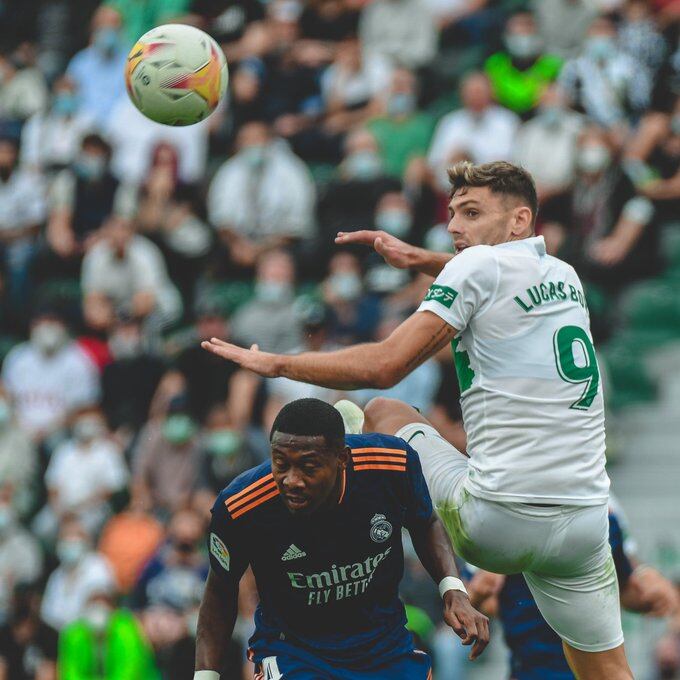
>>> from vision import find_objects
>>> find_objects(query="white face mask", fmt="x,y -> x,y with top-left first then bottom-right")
73,416 -> 105,443
577,144 -> 611,174
255,281 -> 293,304
31,322 -> 67,354
328,272 -> 362,301
505,32 -> 543,59
375,209 -> 412,238
0,504 -> 15,535
83,603 -> 111,632
0,399 -> 11,428
57,538 -> 87,567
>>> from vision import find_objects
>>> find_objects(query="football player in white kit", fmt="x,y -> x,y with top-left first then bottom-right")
202,161 -> 632,679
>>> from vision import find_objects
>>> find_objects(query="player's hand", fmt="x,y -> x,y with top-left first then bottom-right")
201,339 -> 280,378
442,590 -> 490,660
633,567 -> 680,617
335,230 -> 418,270
467,570 -> 505,609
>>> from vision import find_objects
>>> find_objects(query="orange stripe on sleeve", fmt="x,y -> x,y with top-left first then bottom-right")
351,447 -> 407,456
230,487 -> 280,519
352,455 -> 409,464
354,464 -> 407,472
225,473 -> 274,506
226,480 -> 278,512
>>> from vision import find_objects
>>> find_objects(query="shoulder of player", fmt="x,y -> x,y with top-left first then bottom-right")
216,462 -> 278,521
347,433 -> 412,474
441,244 -> 497,274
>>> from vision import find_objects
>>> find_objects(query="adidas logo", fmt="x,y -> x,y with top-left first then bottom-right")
281,544 -> 306,561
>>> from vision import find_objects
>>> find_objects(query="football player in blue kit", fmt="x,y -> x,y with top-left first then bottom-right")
466,501 -> 678,680
194,398 -> 489,680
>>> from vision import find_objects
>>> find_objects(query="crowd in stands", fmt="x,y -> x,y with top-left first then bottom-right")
1,0 -> 680,678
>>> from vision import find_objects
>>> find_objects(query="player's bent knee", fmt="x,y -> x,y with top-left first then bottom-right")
364,398 -> 425,434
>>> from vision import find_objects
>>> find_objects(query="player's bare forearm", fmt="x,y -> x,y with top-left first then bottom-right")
412,248 -> 454,278
410,514 -> 460,585
201,312 -> 457,389
195,570 -> 238,673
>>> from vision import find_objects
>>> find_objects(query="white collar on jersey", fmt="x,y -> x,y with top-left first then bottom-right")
493,235 -> 546,256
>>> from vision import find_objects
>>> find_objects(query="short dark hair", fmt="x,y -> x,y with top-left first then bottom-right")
81,133 -> 112,157
270,398 -> 345,449
448,160 -> 538,228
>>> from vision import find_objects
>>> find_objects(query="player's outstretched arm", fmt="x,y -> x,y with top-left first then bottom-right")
335,230 -> 453,278
195,569 -> 239,676
201,311 -> 458,390
410,514 -> 490,660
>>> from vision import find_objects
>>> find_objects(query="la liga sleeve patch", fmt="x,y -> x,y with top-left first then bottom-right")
210,532 -> 231,572
423,284 -> 458,309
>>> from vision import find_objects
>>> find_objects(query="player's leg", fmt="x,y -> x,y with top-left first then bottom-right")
522,503 -> 633,680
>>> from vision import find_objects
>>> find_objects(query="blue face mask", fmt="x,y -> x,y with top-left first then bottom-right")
344,151 -> 382,180
586,36 -> 615,61
162,414 -> 197,445
53,92 -> 78,117
94,27 -> 120,54
375,209 -> 412,238
75,154 -> 106,181
387,93 -> 416,118
207,429 -> 243,457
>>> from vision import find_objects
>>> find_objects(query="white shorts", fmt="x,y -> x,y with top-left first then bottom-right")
397,422 -> 624,653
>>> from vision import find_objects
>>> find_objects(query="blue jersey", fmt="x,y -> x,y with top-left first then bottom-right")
499,510 -> 635,680
207,433 -> 434,670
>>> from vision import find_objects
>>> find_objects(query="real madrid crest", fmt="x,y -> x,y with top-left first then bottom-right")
370,513 -> 393,543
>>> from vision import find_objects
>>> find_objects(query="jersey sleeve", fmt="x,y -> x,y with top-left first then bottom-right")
402,445 -> 434,533
208,492 -> 249,585
417,246 -> 498,333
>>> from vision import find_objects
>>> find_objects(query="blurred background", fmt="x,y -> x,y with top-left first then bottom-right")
1,0 -> 680,678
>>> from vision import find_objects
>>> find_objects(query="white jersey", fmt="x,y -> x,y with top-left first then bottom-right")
417,236 -> 609,505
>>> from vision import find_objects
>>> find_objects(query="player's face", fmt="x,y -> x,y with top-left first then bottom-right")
270,433 -> 349,515
447,186 -> 517,251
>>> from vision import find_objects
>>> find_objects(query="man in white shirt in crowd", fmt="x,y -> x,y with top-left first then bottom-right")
41,517 -> 115,630
81,214 -> 182,336
2,309 -> 100,442
428,73 -> 519,191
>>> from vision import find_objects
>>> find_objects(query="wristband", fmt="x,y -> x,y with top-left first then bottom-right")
439,576 -> 468,599
194,672 -> 220,680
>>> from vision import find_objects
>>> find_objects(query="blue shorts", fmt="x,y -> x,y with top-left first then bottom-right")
252,647 -> 431,679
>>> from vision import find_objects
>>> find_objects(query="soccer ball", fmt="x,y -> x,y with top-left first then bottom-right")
125,24 -> 228,126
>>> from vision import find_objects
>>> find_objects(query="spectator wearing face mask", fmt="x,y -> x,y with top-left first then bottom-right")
20,76 -> 95,174
0,584 -> 58,679
58,590 -> 160,680
0,390 -> 37,518
45,134 -> 127,277
208,121 -> 316,270
0,484 -> 43,625
0,45 -> 49,129
512,84 -> 585,207
531,0 -> 598,60
366,68 -> 435,180
230,249 -> 303,353
37,406 -> 128,540
427,72 -> 519,191
0,135 -> 47,316
41,518 -> 116,630
545,126 -> 658,290
559,15 -> 652,131
1,309 -> 100,442
81,215 -> 183,336
132,395 -> 203,517
618,0 -> 667,76
485,11 -> 562,117
65,6 -> 128,127
101,317 -> 166,433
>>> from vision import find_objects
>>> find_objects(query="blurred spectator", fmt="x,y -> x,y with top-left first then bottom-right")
559,15 -> 652,131
359,0 -> 438,69
300,0 -> 359,42
108,0 -> 191,47
0,136 -> 46,313
1,309 -> 100,441
131,508 -> 208,612
428,72 -> 519,190
0,44 -> 49,130
99,500 -> 165,594
134,143 -> 213,304
513,84 -> 585,206
317,127 -> 400,247
66,6 -> 128,127
102,316 -> 166,432
208,121 -> 316,268
45,133 -> 126,277
546,125 -> 658,290
321,36 -> 391,133
38,406 -> 128,539
0,484 -> 43,624
41,518 -> 116,630
106,96 -> 210,185
0,389 -> 38,517
20,76 -> 95,174
0,584 -> 58,680
366,68 -> 435,179
618,0 -> 667,75
132,395 -> 202,516
656,602 -> 680,679
81,215 -> 183,336
531,0 -> 598,60
485,11 -> 562,117
231,249 -> 303,352
58,589 -> 160,679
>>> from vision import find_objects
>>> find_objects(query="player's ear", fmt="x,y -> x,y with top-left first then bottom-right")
511,206 -> 533,237
338,446 -> 351,468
